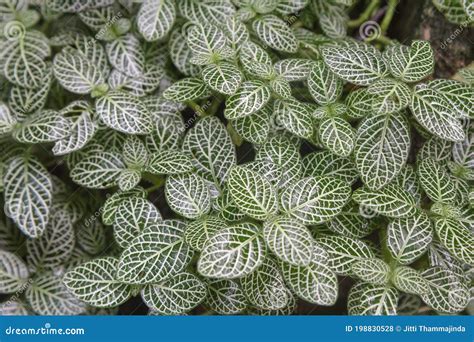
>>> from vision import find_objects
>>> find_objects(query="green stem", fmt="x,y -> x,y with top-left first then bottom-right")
374,34 -> 395,45
208,94 -> 224,116
145,184 -> 163,193
380,0 -> 397,34
348,0 -> 380,27
142,173 -> 165,192
186,100 -> 207,117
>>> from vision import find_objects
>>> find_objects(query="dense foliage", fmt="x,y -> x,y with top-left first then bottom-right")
0,0 -> 472,316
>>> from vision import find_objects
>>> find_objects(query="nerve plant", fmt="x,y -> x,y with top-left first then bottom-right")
0,0 -> 472,316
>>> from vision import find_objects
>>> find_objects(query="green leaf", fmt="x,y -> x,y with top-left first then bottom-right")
198,223 -> 266,279
122,136 -> 148,168
137,0 -> 176,41
388,41 -> 434,83
434,217 -> 474,265
417,158 -> 458,204
224,80 -> 271,120
263,217 -> 313,266
205,279 -> 247,315
391,266 -> 428,295
227,166 -> 278,220
280,245 -> 338,305
321,45 -> 386,86
13,110 -> 70,144
52,111 -> 97,156
1,30 -> 50,88
319,117 -> 355,157
354,112 -> 410,190
168,28 -> 201,76
4,156 -> 52,238
71,152 -> 124,189
26,210 -> 74,270
163,77 -> 210,102
368,78 -> 412,114
113,197 -> 162,249
178,0 -> 235,26
410,86 -> 464,142
76,220 -> 106,256
182,116 -> 236,188
95,91 -> 153,134
328,203 -> 375,238
187,23 -> 232,65
165,173 -> 212,219
117,220 -> 193,284
352,184 -> 418,218
274,58 -> 313,81
184,216 -> 226,252
231,105 -> 271,145
274,98 -> 313,139
351,258 -> 390,285
429,79 -> 474,118
387,212 -> 433,265
202,62 -> 243,95
316,235 -> 375,275
63,257 -> 133,308
241,258 -> 289,310
421,267 -> 469,313
280,176 -> 351,224
308,60 -> 343,105
252,15 -> 298,53
101,187 -> 147,226
53,50 -> 105,94
345,88 -> 373,119
302,150 -> 358,185
141,272 -> 206,315
106,33 -> 144,77
348,282 -> 398,315
146,150 -> 193,175
26,273 -> 86,315
0,250 -> 29,293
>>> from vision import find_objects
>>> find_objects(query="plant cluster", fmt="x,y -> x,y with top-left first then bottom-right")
0,0 -> 472,316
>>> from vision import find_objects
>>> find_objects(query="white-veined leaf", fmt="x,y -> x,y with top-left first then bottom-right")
273,98 -> 313,139
76,220 -> 106,256
52,111 -> 96,156
71,152 -> 124,189
137,0 -> 176,41
168,28 -> 201,76
53,50 -> 105,94
146,150 -> 193,175
0,250 -> 29,293
387,212 -> 433,265
391,266 -> 428,295
348,282 -> 398,315
263,217 -> 313,266
302,150 -> 358,185
368,78 -> 412,114
410,86 -> 464,142
354,112 -> 410,190
106,33 -> 144,77
202,62 -> 242,95
417,158 -> 458,204
113,197 -> 162,249
231,105 -> 271,145
205,279 -> 247,315
434,217 -> 474,266
13,110 -> 70,144
178,0 -> 235,26
0,103 -> 16,135
117,220 -> 193,284
328,203 -> 375,238
352,184 -> 418,218
184,216 -> 225,252
308,60 -> 343,104
316,235 -> 375,275
3,156 -> 52,238
224,80 -> 271,120
388,41 -> 434,83
26,210 -> 74,271
274,58 -> 313,81
26,273 -> 86,315
95,90 -> 153,134
321,45 -> 386,86
165,173 -> 212,219
319,117 -> 355,157
252,14 -> 298,53
280,176 -> 351,224
182,116 -> 236,188
198,222 -> 266,279
163,77 -> 210,102
227,166 -> 278,220
351,258 -> 390,285
280,245 -> 338,305
421,267 -> 469,313
101,187 -> 147,226
141,272 -> 206,315
187,23 -> 232,65
241,258 -> 289,310
63,257 -> 133,308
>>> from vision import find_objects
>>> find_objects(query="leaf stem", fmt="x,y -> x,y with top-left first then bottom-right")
374,34 -> 395,45
380,0 -> 397,34
208,94 -> 224,116
186,100 -> 207,117
348,0 -> 380,28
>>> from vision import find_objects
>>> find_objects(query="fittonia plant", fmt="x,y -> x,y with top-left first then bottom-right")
0,0 -> 472,316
